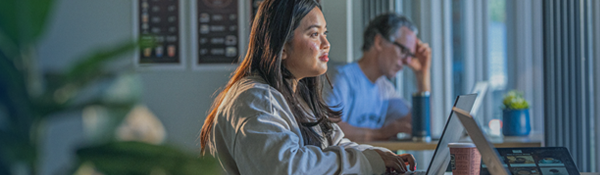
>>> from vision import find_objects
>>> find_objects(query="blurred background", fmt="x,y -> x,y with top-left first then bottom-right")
1,0 -> 599,174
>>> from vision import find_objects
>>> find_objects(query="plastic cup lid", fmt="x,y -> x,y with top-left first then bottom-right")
447,143 -> 476,148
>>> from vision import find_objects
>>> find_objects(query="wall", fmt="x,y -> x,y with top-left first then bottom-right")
320,0 -> 352,64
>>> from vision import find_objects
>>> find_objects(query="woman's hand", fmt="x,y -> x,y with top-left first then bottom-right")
374,150 -> 416,173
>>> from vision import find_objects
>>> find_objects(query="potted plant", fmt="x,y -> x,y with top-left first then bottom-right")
501,90 -> 531,136
0,0 -> 219,174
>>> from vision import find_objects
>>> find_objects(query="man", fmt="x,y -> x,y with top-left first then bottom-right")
325,13 -> 431,142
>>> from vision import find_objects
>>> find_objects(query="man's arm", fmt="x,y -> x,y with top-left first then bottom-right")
408,39 -> 432,92
337,114 -> 412,143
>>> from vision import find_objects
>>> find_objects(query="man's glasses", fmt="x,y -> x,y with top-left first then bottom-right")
391,41 -> 415,60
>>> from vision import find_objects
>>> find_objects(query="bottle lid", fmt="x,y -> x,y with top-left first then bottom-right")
448,143 -> 476,148
412,91 -> 431,97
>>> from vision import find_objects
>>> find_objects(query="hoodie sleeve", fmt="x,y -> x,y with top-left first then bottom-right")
229,90 -> 386,175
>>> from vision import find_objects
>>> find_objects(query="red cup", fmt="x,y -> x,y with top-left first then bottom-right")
448,143 -> 481,175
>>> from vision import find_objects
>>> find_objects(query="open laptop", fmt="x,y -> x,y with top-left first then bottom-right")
397,94 -> 478,175
453,107 -> 585,175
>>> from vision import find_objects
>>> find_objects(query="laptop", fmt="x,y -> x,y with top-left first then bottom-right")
453,107 -> 583,175
397,94 -> 478,175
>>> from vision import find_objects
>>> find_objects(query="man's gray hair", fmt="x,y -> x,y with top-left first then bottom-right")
362,13 -> 418,51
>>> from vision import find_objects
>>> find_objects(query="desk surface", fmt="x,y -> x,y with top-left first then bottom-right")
440,173 -> 598,175
361,136 -> 543,151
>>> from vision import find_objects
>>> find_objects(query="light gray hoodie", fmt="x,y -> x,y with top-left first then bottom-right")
206,76 -> 389,175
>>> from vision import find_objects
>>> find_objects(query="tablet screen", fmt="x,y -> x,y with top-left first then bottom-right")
480,147 -> 579,175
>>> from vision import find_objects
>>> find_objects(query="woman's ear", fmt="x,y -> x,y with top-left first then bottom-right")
282,44 -> 290,60
282,48 -> 288,60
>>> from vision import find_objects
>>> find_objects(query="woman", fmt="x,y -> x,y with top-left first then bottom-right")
199,0 -> 416,174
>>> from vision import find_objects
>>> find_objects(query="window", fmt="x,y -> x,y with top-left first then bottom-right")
449,0 -> 544,137
486,0 -> 507,136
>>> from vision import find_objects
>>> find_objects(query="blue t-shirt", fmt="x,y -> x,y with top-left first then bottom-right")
324,62 -> 411,129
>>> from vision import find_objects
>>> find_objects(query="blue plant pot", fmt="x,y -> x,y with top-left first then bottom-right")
502,109 -> 531,136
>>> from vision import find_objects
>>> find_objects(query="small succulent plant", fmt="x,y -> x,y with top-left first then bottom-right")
502,90 -> 530,110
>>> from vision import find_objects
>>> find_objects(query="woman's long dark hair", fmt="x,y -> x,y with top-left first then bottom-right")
200,0 -> 340,153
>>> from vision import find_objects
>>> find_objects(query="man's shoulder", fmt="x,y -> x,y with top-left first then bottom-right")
335,62 -> 360,72
328,62 -> 360,80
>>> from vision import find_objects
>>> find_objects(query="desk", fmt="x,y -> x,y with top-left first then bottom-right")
441,173 -> 599,175
361,136 -> 543,151
361,140 -> 541,151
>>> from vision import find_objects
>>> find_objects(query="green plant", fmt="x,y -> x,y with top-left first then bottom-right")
0,0 -> 138,173
502,90 -> 529,110
73,141 -> 220,175
0,0 -> 218,174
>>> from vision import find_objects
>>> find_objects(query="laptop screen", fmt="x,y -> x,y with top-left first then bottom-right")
480,147 -> 580,175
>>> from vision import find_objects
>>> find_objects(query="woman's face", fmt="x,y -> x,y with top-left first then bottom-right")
282,7 -> 330,80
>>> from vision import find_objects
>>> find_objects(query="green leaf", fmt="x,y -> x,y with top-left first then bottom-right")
0,0 -> 19,45
0,0 -> 55,47
0,129 -> 38,167
31,41 -> 139,118
65,41 -> 136,87
0,159 -> 9,175
34,71 -> 127,118
502,90 -> 529,110
75,141 -> 221,175
0,48 -> 36,133
27,0 -> 55,42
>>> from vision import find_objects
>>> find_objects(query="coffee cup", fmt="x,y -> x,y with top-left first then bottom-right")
448,143 -> 481,175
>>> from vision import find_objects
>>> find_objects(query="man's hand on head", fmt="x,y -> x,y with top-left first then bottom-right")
408,38 -> 432,73
408,38 -> 432,92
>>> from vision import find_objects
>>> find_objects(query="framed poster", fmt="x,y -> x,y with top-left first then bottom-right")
192,0 -> 245,70
133,0 -> 186,70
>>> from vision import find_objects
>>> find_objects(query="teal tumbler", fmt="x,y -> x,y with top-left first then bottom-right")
412,92 -> 431,142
